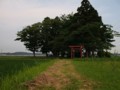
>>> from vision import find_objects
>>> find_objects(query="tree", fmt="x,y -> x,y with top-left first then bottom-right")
16,0 -> 115,58
50,14 -> 74,57
15,22 -> 42,57
65,0 -> 114,57
41,16 -> 63,57
40,17 -> 52,56
74,0 -> 102,25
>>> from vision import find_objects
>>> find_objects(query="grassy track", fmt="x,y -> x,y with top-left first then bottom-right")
23,60 -> 95,90
0,56 -> 54,90
73,57 -> 120,90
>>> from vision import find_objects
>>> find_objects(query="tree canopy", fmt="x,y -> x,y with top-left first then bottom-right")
16,0 -> 115,57
15,22 -> 42,57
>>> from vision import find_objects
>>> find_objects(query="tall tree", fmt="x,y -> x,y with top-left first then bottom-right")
41,16 -> 63,56
66,0 -> 114,57
50,14 -> 74,57
41,17 -> 52,56
15,22 -> 42,57
74,0 -> 102,25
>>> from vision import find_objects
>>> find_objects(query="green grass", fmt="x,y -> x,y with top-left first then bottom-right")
0,57 -> 42,78
1,56 -> 120,90
0,56 -> 54,90
73,57 -> 120,90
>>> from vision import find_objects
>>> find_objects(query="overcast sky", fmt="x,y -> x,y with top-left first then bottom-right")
0,0 -> 120,53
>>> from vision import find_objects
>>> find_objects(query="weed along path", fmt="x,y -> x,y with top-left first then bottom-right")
24,60 -> 96,90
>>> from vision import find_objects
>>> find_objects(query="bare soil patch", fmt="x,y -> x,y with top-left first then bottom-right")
24,59 -> 96,90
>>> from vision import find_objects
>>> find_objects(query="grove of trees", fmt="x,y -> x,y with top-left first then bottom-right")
16,0 -> 114,57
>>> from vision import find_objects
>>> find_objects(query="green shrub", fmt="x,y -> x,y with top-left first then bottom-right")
97,51 -> 111,57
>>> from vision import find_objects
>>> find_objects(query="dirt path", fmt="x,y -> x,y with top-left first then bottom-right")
24,60 -> 96,90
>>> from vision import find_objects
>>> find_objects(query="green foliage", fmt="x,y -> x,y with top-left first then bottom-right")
73,57 -> 120,90
74,0 -> 102,25
0,57 -> 54,90
16,23 -> 43,56
105,52 -> 111,57
16,0 -> 114,57
49,0 -> 114,57
41,16 -> 63,56
97,51 -> 111,57
66,0 -> 114,57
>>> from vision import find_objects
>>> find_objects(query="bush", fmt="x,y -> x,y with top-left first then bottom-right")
105,52 -> 111,57
97,51 -> 111,57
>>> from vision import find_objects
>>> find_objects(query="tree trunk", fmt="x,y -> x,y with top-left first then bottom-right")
86,49 -> 91,57
33,51 -> 36,57
61,51 -> 65,58
46,52 -> 48,57
92,50 -> 95,57
52,51 -> 59,57
86,51 -> 88,57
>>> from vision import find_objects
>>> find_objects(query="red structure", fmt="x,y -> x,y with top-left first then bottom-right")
69,45 -> 84,58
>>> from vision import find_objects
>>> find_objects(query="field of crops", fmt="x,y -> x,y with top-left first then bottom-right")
73,57 -> 120,90
0,56 -> 54,90
0,56 -> 120,90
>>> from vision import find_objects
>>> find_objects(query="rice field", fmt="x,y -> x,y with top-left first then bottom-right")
73,57 -> 120,90
0,56 -> 54,90
0,56 -> 120,90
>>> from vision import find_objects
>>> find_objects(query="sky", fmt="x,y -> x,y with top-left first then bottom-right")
0,0 -> 120,53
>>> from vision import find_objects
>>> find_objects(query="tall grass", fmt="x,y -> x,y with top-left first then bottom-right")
0,56 -> 54,90
0,57 -> 43,79
73,57 -> 120,90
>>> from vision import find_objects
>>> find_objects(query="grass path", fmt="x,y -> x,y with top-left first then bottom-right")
24,60 -> 96,90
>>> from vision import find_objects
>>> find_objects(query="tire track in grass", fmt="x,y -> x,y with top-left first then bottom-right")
24,59 -> 96,90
